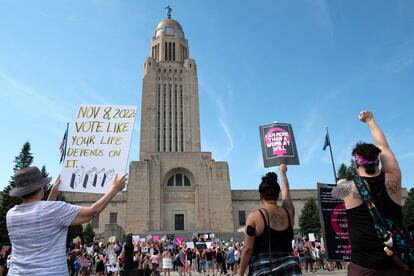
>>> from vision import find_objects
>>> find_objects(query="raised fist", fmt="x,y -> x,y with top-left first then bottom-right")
358,110 -> 374,123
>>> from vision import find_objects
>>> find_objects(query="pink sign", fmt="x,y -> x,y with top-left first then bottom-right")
176,236 -> 184,244
153,235 -> 159,242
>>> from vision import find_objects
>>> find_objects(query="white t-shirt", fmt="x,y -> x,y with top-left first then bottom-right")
6,201 -> 80,275
234,250 -> 240,261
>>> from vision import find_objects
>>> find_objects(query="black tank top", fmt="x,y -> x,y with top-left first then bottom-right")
253,207 -> 294,256
123,243 -> 134,269
346,172 -> 403,269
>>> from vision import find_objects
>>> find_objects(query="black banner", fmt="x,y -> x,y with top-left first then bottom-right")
259,122 -> 299,167
318,183 -> 351,261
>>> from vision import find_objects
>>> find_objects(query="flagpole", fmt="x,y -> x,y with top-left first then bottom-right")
326,127 -> 337,184
64,122 -> 69,158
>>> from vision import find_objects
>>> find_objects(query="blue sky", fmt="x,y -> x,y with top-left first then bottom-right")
1,0 -> 413,191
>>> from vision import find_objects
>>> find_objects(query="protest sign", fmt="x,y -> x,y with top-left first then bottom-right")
186,242 -> 195,249
153,235 -> 159,242
318,183 -> 351,261
308,233 -> 316,242
60,104 -> 137,194
176,236 -> 184,244
132,235 -> 140,244
195,242 -> 207,250
146,235 -> 152,241
259,122 -> 299,167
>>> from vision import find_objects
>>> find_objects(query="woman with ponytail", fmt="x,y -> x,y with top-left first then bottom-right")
238,164 -> 302,276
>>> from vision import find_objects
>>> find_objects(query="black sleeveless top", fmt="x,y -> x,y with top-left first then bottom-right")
253,207 -> 294,256
123,243 -> 135,269
346,172 -> 403,269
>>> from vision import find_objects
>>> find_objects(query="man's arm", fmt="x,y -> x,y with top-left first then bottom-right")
71,174 -> 127,226
279,164 -> 295,219
359,111 -> 401,198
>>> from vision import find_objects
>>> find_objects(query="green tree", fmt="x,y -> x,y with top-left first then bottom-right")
403,188 -> 414,231
299,197 -> 321,235
0,142 -> 34,244
337,163 -> 348,180
83,223 -> 95,244
67,224 -> 83,248
41,165 -> 52,200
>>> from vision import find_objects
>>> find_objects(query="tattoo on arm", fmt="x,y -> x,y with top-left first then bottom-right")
352,190 -> 362,200
282,199 -> 294,210
385,181 -> 401,195
332,183 -> 353,200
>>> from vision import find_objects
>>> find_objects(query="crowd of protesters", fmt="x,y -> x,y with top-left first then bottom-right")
64,236 -> 243,276
292,236 -> 348,273
35,233 -> 345,276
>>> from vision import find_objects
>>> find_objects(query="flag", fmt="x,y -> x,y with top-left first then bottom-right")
59,123 -> 69,163
323,133 -> 330,151
73,236 -> 81,244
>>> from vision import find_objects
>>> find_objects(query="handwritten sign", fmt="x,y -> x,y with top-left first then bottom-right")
259,122 -> 299,167
60,104 -> 136,194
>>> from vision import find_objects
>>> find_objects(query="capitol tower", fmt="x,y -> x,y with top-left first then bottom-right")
125,11 -> 234,234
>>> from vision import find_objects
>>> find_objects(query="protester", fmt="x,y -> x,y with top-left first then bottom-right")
119,233 -> 135,271
151,249 -> 160,275
303,238 -> 315,272
5,166 -> 127,275
332,110 -> 410,275
95,253 -> 105,276
226,247 -> 236,273
162,249 -> 173,276
238,164 -> 302,275
233,245 -> 240,274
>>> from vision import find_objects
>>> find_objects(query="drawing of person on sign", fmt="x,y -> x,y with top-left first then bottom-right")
259,122 -> 299,167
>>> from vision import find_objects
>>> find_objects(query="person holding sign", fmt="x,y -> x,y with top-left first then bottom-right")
6,166 -> 127,275
332,111 -> 411,275
238,164 -> 302,276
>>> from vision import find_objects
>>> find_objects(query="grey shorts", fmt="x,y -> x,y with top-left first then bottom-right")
206,261 -> 213,269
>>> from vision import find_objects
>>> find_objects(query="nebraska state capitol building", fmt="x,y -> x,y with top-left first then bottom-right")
65,15 -> 406,241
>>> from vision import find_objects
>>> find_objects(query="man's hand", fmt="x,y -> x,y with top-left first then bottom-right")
279,163 -> 287,174
111,174 -> 128,193
358,110 -> 374,123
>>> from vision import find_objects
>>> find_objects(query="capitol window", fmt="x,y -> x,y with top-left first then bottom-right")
166,27 -> 175,35
167,173 -> 191,187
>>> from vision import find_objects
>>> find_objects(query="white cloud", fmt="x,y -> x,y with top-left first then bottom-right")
200,82 -> 235,158
397,151 -> 414,160
307,0 -> 335,37
219,118 -> 234,156
0,70 -> 71,123
387,37 -> 414,73
302,141 -> 321,165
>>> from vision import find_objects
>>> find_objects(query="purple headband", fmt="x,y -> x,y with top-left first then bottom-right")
354,154 -> 379,166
